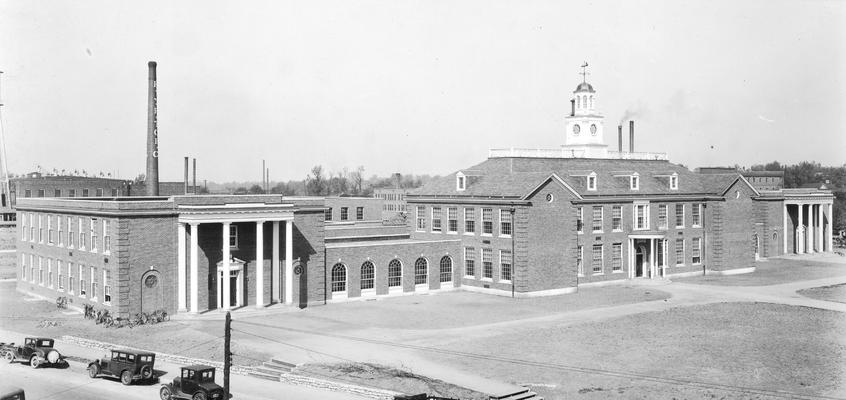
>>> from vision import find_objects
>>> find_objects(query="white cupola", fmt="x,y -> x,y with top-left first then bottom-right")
562,63 -> 608,158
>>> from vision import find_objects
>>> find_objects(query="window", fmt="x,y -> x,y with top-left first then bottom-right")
356,207 -> 363,220
576,207 -> 584,233
47,258 -> 53,288
229,225 -> 238,248
692,203 -> 702,227
592,244 -> 603,274
29,213 -> 34,242
90,218 -> 98,252
634,203 -> 649,230
79,265 -> 86,296
692,238 -> 702,264
612,206 -> 622,231
68,189 -> 75,198
54,189 -> 62,197
630,175 -> 639,190
360,261 -> 375,291
57,260 -> 64,290
464,208 -> 475,234
30,255 -> 35,283
24,189 -> 31,197
439,256 -> 453,283
592,206 -> 603,232
38,214 -> 43,243
670,175 -> 678,190
416,206 -> 426,231
587,174 -> 597,191
675,238 -> 685,266
447,207 -> 458,233
111,188 -> 119,196
464,247 -> 475,277
57,216 -> 63,246
78,218 -> 86,250
103,220 -> 110,253
324,208 -> 332,221
331,263 -> 346,293
47,215 -> 54,244
38,257 -> 43,285
67,216 -> 75,248
37,189 -> 45,197
104,270 -> 111,304
482,208 -> 493,235
500,250 -> 512,281
67,262 -> 74,294
658,204 -> 668,230
82,188 -> 89,197
612,243 -> 622,272
414,258 -> 428,285
388,259 -> 403,288
21,212 -> 26,241
431,207 -> 442,232
96,188 -> 103,197
482,248 -> 493,279
20,254 -> 26,281
90,266 -> 98,300
500,209 -> 513,236
577,245 -> 584,276
456,174 -> 466,191
675,204 -> 685,228
340,207 -> 348,221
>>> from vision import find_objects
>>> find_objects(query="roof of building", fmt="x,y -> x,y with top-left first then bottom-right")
575,82 -> 595,93
411,157 -> 744,199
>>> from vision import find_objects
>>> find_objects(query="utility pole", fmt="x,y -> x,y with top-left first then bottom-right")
224,311 -> 231,399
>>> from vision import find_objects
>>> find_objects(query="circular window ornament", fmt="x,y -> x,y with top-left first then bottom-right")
572,124 -> 580,135
294,265 -> 304,275
144,275 -> 158,288
546,193 -> 554,202
590,124 -> 597,136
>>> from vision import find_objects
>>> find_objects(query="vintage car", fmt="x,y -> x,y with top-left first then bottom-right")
0,337 -> 67,368
0,384 -> 25,400
159,365 -> 228,400
87,349 -> 156,385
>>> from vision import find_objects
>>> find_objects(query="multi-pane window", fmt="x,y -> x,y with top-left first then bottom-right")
91,266 -> 98,300
111,188 -> 119,196
54,189 -> 62,197
439,256 -> 453,283
340,207 -> 348,221
675,238 -> 685,265
57,216 -> 63,246
587,175 -> 597,191
500,209 -> 512,236
37,189 -> 45,197
38,214 -> 43,243
414,258 -> 428,285
331,264 -> 346,293
387,259 -> 402,288
416,206 -> 426,231
30,255 -> 35,283
482,248 -> 493,279
67,216 -> 75,248
324,208 -> 332,221
68,189 -> 75,197
29,213 -> 34,242
104,270 -> 111,304
38,257 -> 43,285
630,175 -> 639,190
576,207 -> 584,233
90,218 -> 98,252
96,188 -> 104,197
360,261 -> 375,290
692,237 -> 702,264
447,207 -> 458,233
79,218 -> 86,250
464,208 -> 475,234
612,243 -> 622,271
464,247 -> 475,277
24,189 -> 31,197
20,254 -> 26,281
356,207 -> 363,220
658,204 -> 668,230
431,207 -> 442,232
670,175 -> 678,190
482,208 -> 493,235
577,245 -> 584,276
692,204 -> 702,227
67,263 -> 74,294
21,214 -> 27,241
79,265 -> 86,296
47,215 -> 54,244
592,244 -> 603,274
634,204 -> 649,230
592,206 -> 603,232
103,220 -> 110,253
82,188 -> 89,197
612,206 -> 622,231
47,258 -> 53,288
675,204 -> 685,228
500,250 -> 512,281
58,261 -> 64,290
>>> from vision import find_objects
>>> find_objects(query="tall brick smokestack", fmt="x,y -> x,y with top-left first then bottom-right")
629,120 -> 634,153
618,125 -> 623,152
146,61 -> 159,196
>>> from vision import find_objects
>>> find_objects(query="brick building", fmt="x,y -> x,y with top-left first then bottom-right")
11,173 -> 130,203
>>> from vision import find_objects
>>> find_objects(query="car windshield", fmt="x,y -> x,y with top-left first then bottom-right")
37,339 -> 53,347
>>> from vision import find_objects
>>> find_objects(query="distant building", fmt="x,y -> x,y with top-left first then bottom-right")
697,168 -> 784,191
11,173 -> 130,205
373,188 -> 409,220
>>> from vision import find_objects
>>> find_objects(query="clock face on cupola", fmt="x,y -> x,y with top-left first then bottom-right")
564,62 -> 605,148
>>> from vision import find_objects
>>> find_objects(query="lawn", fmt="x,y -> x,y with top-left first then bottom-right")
798,283 -> 846,304
674,256 -> 846,286
426,302 -> 846,399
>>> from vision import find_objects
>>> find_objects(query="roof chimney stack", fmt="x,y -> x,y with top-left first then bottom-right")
618,125 -> 623,153
145,61 -> 159,196
183,156 -> 189,195
629,120 -> 635,153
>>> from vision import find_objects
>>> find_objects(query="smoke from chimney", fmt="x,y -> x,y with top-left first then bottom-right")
145,61 -> 159,196
629,120 -> 635,153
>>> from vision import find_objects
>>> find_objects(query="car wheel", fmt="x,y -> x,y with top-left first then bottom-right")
192,392 -> 207,400
29,356 -> 40,368
3,351 -> 13,363
88,364 -> 100,378
159,386 -> 173,400
121,370 -> 133,385
141,365 -> 153,380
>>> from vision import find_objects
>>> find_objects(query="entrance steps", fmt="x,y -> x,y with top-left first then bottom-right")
490,387 -> 543,400
247,358 -> 297,382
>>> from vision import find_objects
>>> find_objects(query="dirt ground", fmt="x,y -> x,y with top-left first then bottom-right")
798,283 -> 846,304
674,256 -> 846,286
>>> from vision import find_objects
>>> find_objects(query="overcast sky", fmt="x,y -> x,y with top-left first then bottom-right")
1,0 -> 844,182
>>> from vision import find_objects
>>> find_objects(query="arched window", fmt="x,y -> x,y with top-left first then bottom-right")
414,258 -> 428,285
773,231 -> 778,241
360,261 -> 374,290
331,263 -> 346,293
439,256 -> 453,283
589,96 -> 594,108
388,259 -> 402,288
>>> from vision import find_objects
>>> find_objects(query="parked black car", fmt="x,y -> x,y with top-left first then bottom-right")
159,365 -> 228,400
0,337 -> 67,368
87,349 -> 156,385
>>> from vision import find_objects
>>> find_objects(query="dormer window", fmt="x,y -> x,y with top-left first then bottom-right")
456,172 -> 466,191
630,174 -> 640,190
670,174 -> 678,190
587,173 -> 597,191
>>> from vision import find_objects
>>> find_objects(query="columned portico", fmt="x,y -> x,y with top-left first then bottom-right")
783,195 -> 835,255
177,203 -> 295,314
628,235 -> 666,279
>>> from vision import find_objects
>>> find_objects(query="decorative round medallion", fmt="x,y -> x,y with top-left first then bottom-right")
572,124 -> 581,135
546,193 -> 554,202
144,275 -> 158,288
590,124 -> 597,135
294,265 -> 304,275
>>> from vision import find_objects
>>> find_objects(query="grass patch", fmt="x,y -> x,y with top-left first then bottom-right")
674,257 -> 846,286
798,283 -> 846,304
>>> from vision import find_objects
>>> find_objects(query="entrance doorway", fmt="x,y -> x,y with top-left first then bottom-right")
635,245 -> 647,277
216,258 -> 245,309
629,237 -> 666,279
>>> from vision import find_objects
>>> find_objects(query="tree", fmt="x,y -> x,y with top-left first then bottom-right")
233,187 -> 248,195
306,165 -> 326,196
133,174 -> 146,184
350,166 -> 365,195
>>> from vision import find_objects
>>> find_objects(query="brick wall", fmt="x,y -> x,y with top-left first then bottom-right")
125,216 -> 177,316
713,180 -> 756,271
324,197 -> 383,222
524,181 -> 577,292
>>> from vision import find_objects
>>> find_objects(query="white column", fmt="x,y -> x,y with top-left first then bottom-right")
783,203 -> 788,255
189,223 -> 199,313
177,223 -> 187,311
797,204 -> 804,253
817,204 -> 823,252
272,221 -> 280,303
284,220 -> 293,304
827,203 -> 833,252
255,221 -> 264,308
809,205 -> 816,253
649,239 -> 656,278
222,222 -> 231,310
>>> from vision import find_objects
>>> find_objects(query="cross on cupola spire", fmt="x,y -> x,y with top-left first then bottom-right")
580,62 -> 590,83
